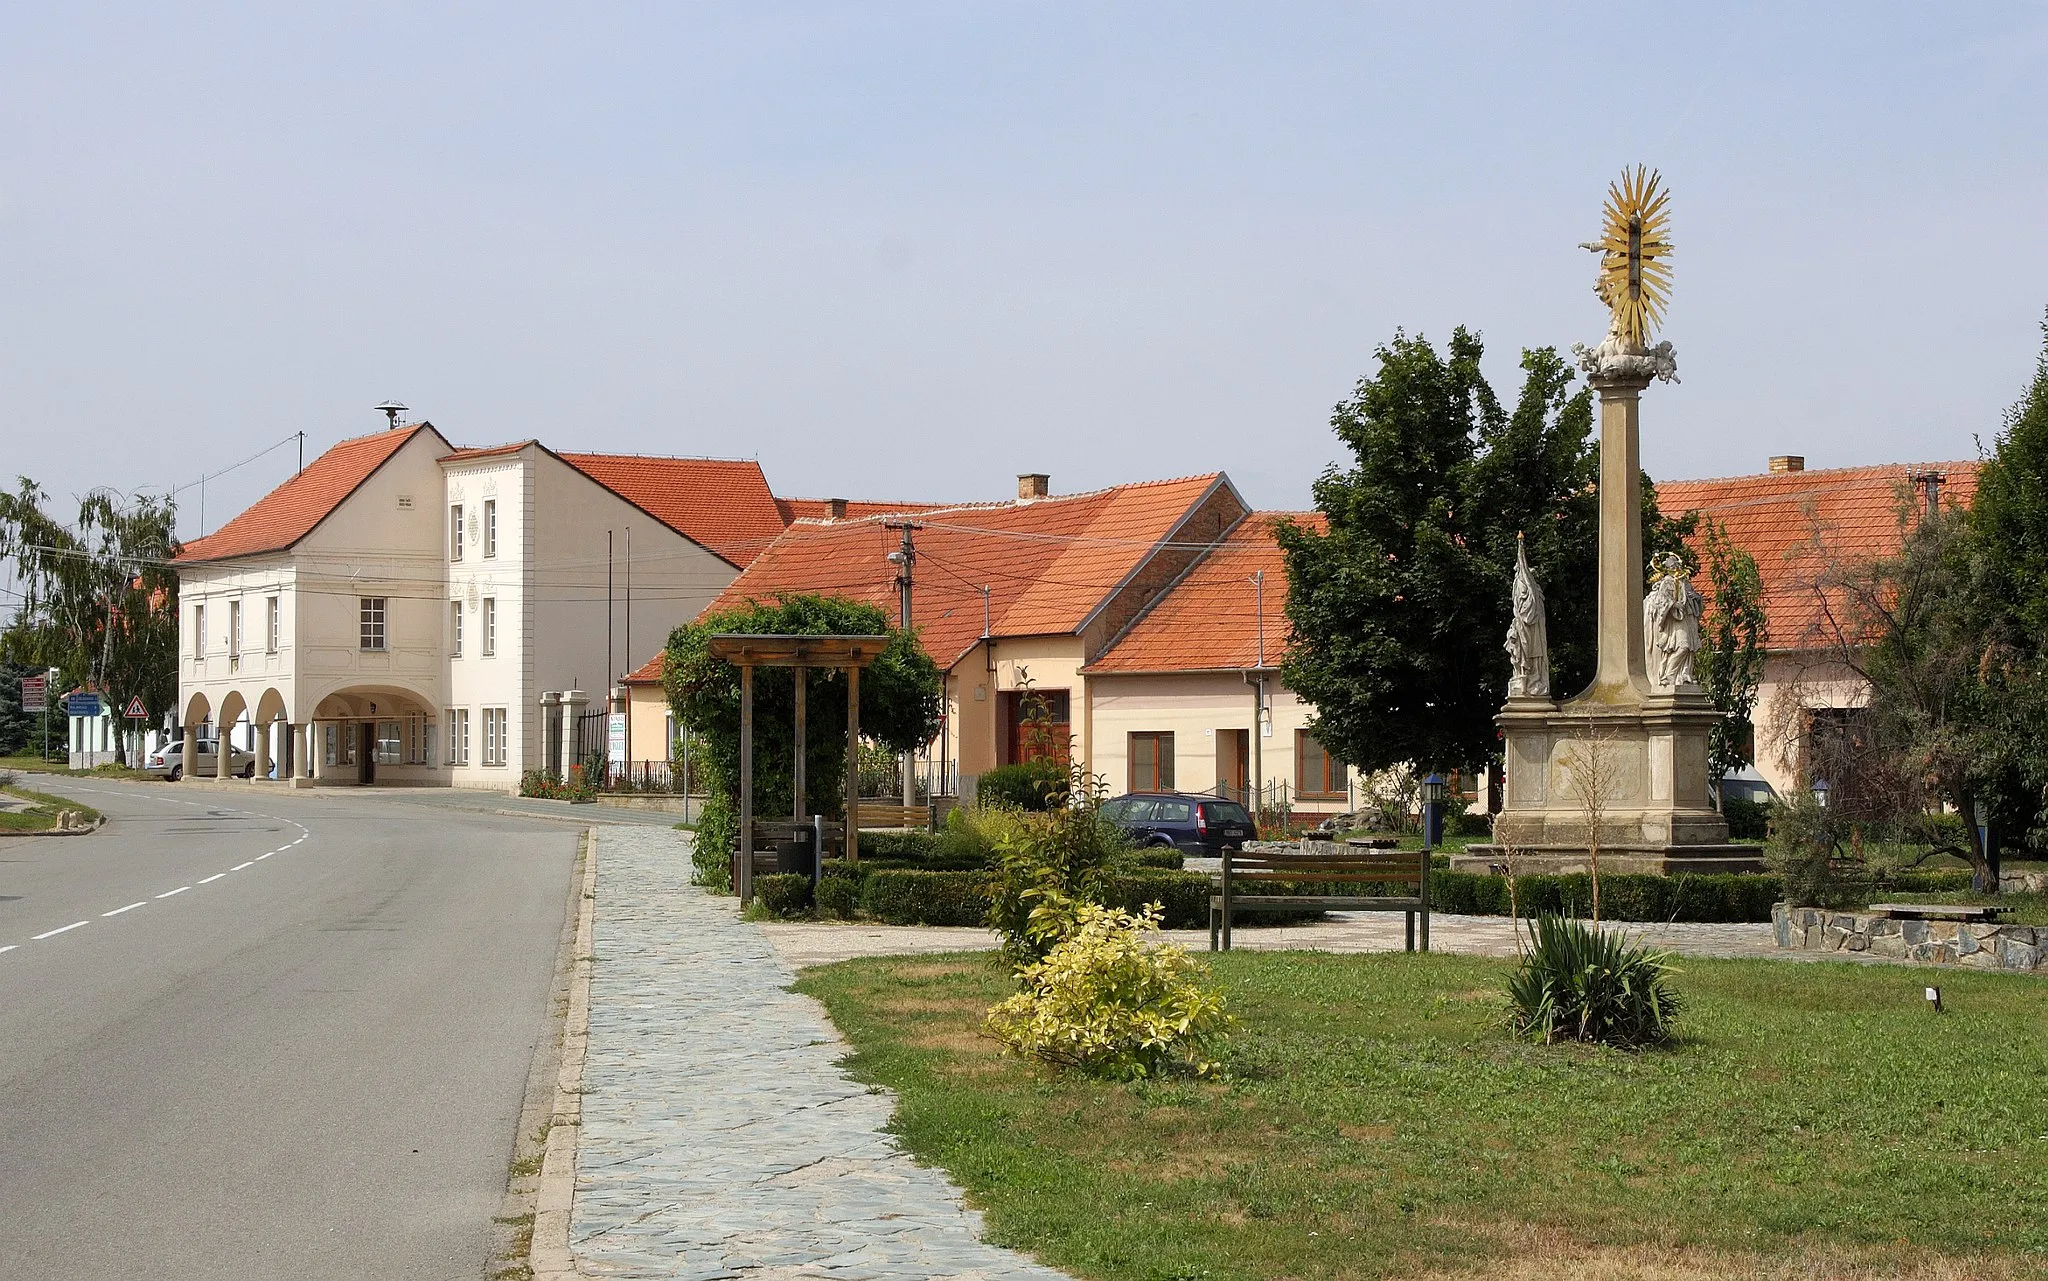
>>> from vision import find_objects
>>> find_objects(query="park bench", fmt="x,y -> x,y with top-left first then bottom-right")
1864,902 -> 2006,923
1208,840 -> 1431,953
851,801 -> 935,831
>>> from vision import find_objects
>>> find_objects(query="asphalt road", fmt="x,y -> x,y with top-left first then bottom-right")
0,778 -> 594,1280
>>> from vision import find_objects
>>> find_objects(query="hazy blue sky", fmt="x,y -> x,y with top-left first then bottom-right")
3,3 -> 2045,541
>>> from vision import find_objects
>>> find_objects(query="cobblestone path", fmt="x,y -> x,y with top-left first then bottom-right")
572,827 -> 1071,1281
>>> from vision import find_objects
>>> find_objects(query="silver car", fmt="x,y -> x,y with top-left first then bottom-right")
143,741 -> 256,780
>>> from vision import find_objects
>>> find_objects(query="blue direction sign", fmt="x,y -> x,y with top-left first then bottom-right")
64,693 -> 103,718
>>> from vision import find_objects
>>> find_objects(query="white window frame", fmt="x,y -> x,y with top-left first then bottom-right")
228,599 -> 243,659
359,597 -> 388,651
194,603 -> 207,658
265,595 -> 280,653
482,707 -> 508,767
450,601 -> 464,658
482,597 -> 497,657
446,708 -> 470,766
450,503 -> 464,562
483,498 -> 498,559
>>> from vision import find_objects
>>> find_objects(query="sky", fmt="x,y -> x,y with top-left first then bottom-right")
3,3 -> 2046,543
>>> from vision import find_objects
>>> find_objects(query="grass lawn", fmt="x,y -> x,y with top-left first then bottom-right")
0,785 -> 103,832
799,950 -> 2048,1280
0,754 -> 156,782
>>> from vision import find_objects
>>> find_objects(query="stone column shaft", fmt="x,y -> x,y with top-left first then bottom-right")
1592,372 -> 1652,697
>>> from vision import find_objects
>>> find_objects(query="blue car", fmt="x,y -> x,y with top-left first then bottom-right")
1100,792 -> 1258,854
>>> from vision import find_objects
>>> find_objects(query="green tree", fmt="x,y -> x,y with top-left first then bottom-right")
1279,328 -> 1688,778
664,594 -> 943,886
0,482 -> 180,756
1692,516 -> 1768,793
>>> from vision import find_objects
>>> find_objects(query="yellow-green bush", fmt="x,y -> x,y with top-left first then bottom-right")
985,901 -> 1230,1080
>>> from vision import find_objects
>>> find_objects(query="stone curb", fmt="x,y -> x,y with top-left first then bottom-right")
531,828 -> 599,1280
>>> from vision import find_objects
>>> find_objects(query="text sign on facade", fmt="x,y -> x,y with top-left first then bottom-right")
607,712 -> 628,766
65,693 -> 104,718
21,676 -> 47,713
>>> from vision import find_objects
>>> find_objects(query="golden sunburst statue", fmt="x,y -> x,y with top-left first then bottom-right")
1583,166 -> 1673,350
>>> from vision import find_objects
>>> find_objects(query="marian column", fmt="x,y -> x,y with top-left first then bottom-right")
1465,169 -> 1746,876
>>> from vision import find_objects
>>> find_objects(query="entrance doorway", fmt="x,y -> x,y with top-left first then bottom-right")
1216,728 -> 1249,802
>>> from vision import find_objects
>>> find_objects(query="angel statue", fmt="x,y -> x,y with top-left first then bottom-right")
1642,552 -> 1704,689
1505,533 -> 1550,698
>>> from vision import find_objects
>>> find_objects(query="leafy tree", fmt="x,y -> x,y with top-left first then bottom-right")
0,482 -> 180,757
0,659 -> 45,757
1279,327 -> 1689,778
664,594 -> 942,885
1692,517 -> 1768,792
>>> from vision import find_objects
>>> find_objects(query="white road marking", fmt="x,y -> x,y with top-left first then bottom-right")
33,922 -> 89,940
102,902 -> 148,917
0,945 -> 16,955
198,874 -> 226,884
230,861 -> 254,871
255,852 -> 272,860
156,886 -> 191,898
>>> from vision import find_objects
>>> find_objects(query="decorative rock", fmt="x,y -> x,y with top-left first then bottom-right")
1772,903 -> 2045,973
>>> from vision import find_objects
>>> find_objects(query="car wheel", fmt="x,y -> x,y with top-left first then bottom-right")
168,765 -> 182,781
241,765 -> 256,779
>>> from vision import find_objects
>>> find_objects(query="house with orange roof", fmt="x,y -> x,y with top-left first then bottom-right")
1658,453 -> 1980,801
630,473 -> 1366,818
172,416 -> 824,788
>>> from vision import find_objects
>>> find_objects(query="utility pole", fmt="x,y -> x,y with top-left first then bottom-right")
1250,571 -> 1266,815
885,520 -> 923,808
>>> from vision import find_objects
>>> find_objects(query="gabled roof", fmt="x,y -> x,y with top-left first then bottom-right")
1087,513 -> 1319,673
703,474 -> 1232,668
775,497 -> 946,523
556,453 -> 787,568
1657,461 -> 1981,647
623,652 -> 666,685
176,424 -> 445,563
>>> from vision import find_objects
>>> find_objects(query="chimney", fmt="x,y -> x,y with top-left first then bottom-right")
1017,473 -> 1050,501
1768,455 -> 1805,474
825,498 -> 848,521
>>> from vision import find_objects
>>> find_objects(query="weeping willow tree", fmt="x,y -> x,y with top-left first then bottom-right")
0,481 -> 181,757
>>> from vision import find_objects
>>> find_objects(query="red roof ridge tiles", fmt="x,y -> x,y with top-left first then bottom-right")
1086,510 -> 1317,675
177,424 -> 444,564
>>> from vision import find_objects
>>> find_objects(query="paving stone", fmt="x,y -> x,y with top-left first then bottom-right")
571,827 -> 1072,1280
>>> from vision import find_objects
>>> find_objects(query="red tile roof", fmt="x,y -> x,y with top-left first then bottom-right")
1087,513 -> 1320,673
1656,462 -> 1981,648
556,453 -> 788,568
775,497 -> 946,522
623,652 -> 666,685
177,425 -> 444,563
704,475 -> 1232,668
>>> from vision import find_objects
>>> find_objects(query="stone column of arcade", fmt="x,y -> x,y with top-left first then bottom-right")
255,719 -> 272,782
181,723 -> 198,782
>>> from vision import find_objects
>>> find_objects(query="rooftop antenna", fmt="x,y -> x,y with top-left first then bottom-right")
374,399 -> 409,431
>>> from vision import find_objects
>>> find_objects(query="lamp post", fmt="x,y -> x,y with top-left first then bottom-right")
1421,772 -> 1448,853
1811,777 -> 1830,811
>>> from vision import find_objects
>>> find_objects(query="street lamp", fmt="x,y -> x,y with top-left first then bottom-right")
1421,772 -> 1448,851
1811,777 -> 1830,810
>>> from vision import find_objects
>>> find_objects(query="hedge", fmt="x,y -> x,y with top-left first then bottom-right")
861,869 -> 993,926
858,831 -> 938,860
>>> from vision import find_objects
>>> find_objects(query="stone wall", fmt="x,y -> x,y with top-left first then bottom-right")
1773,905 -> 2043,971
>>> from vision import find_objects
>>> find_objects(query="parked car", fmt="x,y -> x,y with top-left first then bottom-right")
142,741 -> 256,780
1100,792 -> 1258,854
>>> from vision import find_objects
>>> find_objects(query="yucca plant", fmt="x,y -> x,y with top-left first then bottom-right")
1506,914 -> 1681,1047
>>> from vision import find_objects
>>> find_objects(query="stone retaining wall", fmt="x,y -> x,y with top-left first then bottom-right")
1773,905 -> 2043,971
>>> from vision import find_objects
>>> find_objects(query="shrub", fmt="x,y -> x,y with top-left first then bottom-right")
987,799 -> 1132,965
985,902 -> 1230,1079
860,830 -> 937,860
692,790 -> 737,892
977,761 -> 1069,811
1126,847 -> 1185,870
1721,794 -> 1769,840
756,873 -> 814,919
1449,809 -> 1494,838
1765,790 -> 1859,907
1428,870 -> 1782,923
518,768 -> 596,802
1506,914 -> 1681,1048
862,869 -> 993,926
1100,870 -> 1212,929
815,875 -> 859,919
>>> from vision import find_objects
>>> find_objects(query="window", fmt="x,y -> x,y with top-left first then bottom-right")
449,601 -> 464,658
408,713 -> 434,766
450,504 -> 464,561
265,596 -> 280,652
1297,731 -> 1345,799
359,597 -> 387,651
228,600 -> 242,658
374,720 -> 402,765
482,597 -> 497,656
483,498 -> 498,558
482,707 -> 509,766
193,604 -> 207,658
1000,689 -> 1071,765
1129,731 -> 1175,792
445,708 -> 470,766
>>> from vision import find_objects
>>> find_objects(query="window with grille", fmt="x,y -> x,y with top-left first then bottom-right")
1129,731 -> 1175,792
482,598 -> 497,656
266,596 -> 280,652
1297,731 -> 1346,799
449,504 -> 464,561
450,601 -> 464,658
359,597 -> 387,650
483,499 -> 498,558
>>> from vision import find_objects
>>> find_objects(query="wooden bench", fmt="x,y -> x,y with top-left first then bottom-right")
1865,902 -> 2006,923
1208,842 -> 1431,952
852,801 -> 934,831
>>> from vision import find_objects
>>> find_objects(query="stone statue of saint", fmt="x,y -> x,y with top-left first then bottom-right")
1642,553 -> 1704,688
1505,534 -> 1550,698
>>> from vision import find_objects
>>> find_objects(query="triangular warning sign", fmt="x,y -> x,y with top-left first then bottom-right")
124,696 -> 148,718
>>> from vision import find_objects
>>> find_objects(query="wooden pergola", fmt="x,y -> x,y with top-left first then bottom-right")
705,633 -> 890,905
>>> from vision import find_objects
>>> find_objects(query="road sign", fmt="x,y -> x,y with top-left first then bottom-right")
21,675 -> 47,713
65,693 -> 104,718
124,696 -> 148,719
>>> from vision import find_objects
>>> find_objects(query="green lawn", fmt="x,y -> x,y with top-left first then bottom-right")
799,950 -> 2048,1280
0,785 -> 103,832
